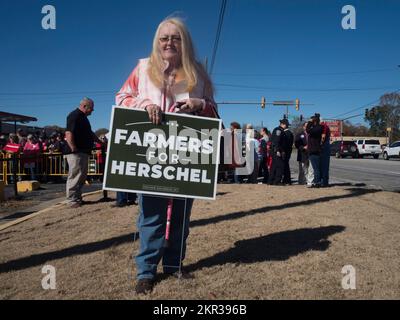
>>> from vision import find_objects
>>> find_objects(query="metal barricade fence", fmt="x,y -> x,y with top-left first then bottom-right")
0,149 -> 106,185
0,153 -> 6,183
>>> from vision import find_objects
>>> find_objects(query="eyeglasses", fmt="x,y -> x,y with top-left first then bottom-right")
159,35 -> 181,43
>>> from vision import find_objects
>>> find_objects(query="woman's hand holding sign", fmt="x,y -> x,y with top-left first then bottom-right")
145,104 -> 163,125
175,98 -> 205,114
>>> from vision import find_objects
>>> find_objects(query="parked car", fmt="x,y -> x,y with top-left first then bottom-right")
330,140 -> 358,158
355,139 -> 382,159
383,141 -> 400,160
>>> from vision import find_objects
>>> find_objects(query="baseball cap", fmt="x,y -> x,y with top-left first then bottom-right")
279,118 -> 290,126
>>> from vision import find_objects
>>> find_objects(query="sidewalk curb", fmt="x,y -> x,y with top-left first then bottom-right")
0,189 -> 103,232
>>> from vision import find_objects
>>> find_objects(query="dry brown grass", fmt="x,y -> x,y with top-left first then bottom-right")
0,199 -> 37,218
0,184 -> 399,300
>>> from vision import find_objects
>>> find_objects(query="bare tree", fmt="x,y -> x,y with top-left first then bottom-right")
95,128 -> 109,137
380,92 -> 400,142
365,92 -> 400,142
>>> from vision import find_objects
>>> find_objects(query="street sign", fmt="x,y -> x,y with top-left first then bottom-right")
103,107 -> 222,200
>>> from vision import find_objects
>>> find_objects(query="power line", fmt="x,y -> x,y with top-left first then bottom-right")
330,88 -> 400,119
330,98 -> 381,119
215,83 -> 399,92
213,67 -> 398,77
0,91 -> 115,96
0,98 -> 115,109
341,113 -> 364,121
209,0 -> 227,75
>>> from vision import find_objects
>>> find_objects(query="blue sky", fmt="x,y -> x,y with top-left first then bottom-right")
0,0 -> 399,131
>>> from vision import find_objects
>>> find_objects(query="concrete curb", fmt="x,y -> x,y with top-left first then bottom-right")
0,189 -> 103,232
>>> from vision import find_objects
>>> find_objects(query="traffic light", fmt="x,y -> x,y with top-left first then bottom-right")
261,96 -> 266,109
283,114 -> 287,119
300,115 -> 303,122
370,107 -> 376,117
365,108 -> 369,117
295,98 -> 300,111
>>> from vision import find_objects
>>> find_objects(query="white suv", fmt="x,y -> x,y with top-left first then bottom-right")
355,139 -> 381,159
383,141 -> 400,160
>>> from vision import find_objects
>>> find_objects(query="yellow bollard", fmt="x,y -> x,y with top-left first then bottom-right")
0,181 -> 5,202
17,181 -> 41,193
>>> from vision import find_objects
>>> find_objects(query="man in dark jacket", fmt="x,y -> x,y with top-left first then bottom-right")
259,127 -> 270,183
294,122 -> 309,185
282,127 -> 294,185
268,119 -> 289,185
65,97 -> 101,207
306,114 -> 323,187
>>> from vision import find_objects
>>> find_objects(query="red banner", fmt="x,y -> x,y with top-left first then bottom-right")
324,120 -> 341,138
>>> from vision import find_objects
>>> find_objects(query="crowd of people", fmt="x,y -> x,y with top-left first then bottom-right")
295,113 -> 331,188
0,129 -> 68,154
0,127 -> 107,182
0,129 -> 66,181
226,112 -> 331,188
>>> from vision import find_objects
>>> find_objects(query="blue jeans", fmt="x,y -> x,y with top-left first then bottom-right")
116,192 -> 136,205
135,194 -> 194,280
25,166 -> 36,181
309,154 -> 321,185
320,142 -> 331,186
261,156 -> 269,183
233,170 -> 242,183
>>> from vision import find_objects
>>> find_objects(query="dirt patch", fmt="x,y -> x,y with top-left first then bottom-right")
0,185 -> 399,299
0,199 -> 38,218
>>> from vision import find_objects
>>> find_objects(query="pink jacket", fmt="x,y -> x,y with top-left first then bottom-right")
115,58 -> 217,118
23,142 -> 40,153
23,141 -> 40,164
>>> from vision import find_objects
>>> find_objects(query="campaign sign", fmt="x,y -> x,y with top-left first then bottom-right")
103,107 -> 222,200
325,120 -> 341,138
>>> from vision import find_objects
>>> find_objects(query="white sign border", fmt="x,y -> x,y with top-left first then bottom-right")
102,106 -> 222,200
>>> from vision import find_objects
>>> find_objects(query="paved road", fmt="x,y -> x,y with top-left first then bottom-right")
0,182 -> 104,223
290,155 -> 400,192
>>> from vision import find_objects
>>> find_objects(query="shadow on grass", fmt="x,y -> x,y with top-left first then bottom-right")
185,225 -> 345,272
328,182 -> 366,187
0,232 -> 139,274
0,211 -> 36,221
216,192 -> 230,197
190,187 -> 380,228
0,187 -> 375,274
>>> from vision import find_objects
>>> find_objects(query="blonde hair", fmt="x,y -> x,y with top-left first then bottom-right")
148,18 -> 214,96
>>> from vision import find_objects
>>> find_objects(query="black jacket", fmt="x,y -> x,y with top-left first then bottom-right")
306,122 -> 323,155
271,126 -> 285,153
283,129 -> 294,154
295,131 -> 308,162
283,129 -> 294,160
66,108 -> 94,154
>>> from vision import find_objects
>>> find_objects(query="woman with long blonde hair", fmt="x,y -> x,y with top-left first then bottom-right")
116,17 -> 217,294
